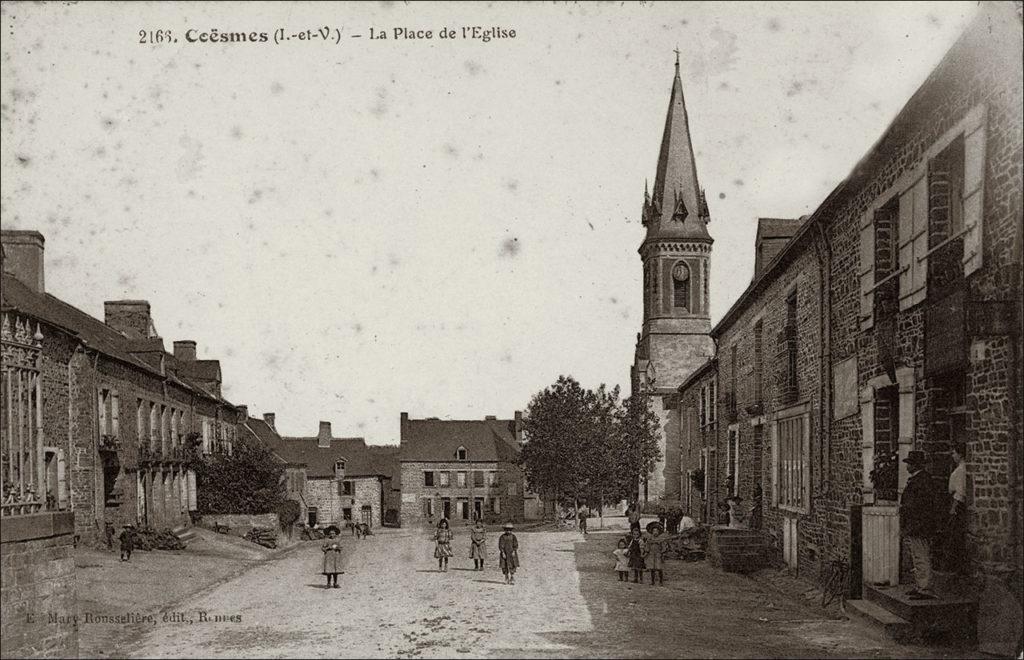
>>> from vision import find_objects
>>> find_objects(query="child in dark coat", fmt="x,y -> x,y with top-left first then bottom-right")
626,528 -> 647,583
119,524 -> 135,562
498,523 -> 519,585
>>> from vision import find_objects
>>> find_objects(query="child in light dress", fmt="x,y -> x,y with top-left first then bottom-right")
613,538 -> 630,582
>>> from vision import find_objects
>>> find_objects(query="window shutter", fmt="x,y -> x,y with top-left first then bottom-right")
962,117 -> 986,275
187,469 -> 198,510
898,176 -> 928,310
57,448 -> 68,509
111,393 -> 120,436
859,213 -> 875,329
770,422 -> 779,507
98,392 -> 108,435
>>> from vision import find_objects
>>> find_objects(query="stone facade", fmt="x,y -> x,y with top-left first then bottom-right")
304,474 -> 387,530
677,360 -> 717,522
675,4 -> 1022,604
399,460 -> 524,528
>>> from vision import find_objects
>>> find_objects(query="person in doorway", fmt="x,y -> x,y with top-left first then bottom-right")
646,524 -> 668,585
118,524 -> 135,562
613,538 -> 630,582
716,501 -> 731,526
944,442 -> 968,574
498,522 -> 519,585
726,495 -> 747,529
899,450 -> 938,600
321,528 -> 343,588
626,527 -> 647,583
434,518 -> 454,572
470,520 -> 487,570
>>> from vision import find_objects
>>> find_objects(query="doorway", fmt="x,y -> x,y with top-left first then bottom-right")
442,498 -> 451,521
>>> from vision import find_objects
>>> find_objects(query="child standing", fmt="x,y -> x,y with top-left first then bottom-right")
646,524 -> 667,585
321,528 -> 343,588
626,528 -> 647,583
434,518 -> 454,571
613,538 -> 630,582
498,522 -> 519,585
470,521 -> 487,570
118,524 -> 135,562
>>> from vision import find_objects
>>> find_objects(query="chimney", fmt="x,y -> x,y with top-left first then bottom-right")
317,421 -> 332,448
263,412 -> 276,430
237,405 -> 249,420
173,340 -> 197,361
104,300 -> 156,339
1,230 -> 45,293
514,410 -> 524,443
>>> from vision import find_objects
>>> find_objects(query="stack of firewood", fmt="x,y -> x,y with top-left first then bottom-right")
245,526 -> 277,549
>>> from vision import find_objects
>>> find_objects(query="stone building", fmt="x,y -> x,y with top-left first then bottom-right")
677,358 -> 717,522
676,1 -> 1022,629
1,233 -> 79,658
630,55 -> 716,502
398,412 -> 525,528
258,419 -> 397,530
1,230 -> 244,546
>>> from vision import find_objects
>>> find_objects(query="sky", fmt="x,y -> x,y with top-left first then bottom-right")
0,1 -> 978,443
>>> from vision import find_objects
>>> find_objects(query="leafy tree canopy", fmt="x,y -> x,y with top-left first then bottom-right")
519,375 -> 661,509
194,436 -> 285,515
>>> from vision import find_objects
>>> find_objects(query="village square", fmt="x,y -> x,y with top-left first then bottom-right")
1,2 -> 1022,659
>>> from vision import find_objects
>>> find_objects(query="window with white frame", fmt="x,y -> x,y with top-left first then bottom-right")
773,411 -> 810,513
438,471 -> 450,487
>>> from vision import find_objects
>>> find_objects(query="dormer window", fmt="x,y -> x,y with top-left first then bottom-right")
334,459 -> 346,477
456,446 -> 467,461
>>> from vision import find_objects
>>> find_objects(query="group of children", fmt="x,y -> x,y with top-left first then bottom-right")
434,518 -> 520,584
612,524 -> 668,585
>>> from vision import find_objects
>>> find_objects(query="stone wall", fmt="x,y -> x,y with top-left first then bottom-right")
398,461 -> 523,528
198,512 -> 280,537
678,365 -> 717,523
303,476 -> 383,528
824,4 -> 1022,589
0,513 -> 78,659
714,246 -> 825,573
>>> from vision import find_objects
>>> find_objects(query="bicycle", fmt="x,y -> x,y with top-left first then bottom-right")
821,557 -> 850,609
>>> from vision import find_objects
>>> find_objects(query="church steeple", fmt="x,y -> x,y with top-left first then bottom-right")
644,53 -> 710,242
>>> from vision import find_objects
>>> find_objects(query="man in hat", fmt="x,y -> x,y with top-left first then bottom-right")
498,523 -> 519,585
899,450 -> 938,599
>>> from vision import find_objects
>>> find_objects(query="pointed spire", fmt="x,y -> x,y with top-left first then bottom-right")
646,52 -> 710,242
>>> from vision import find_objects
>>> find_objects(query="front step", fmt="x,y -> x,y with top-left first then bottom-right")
170,524 -> 196,545
863,582 -> 977,645
846,599 -> 913,643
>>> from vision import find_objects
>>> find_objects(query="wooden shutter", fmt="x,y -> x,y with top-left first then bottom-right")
770,423 -> 779,507
859,213 -> 875,329
899,176 -> 928,310
962,115 -> 986,275
57,448 -> 68,509
111,393 -> 120,436
98,391 -> 108,435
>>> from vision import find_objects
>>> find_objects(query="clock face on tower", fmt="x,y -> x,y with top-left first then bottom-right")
672,263 -> 689,281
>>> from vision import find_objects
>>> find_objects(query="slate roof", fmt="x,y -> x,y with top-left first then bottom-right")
260,429 -> 398,480
755,217 -> 803,241
400,418 -> 520,463
1,272 -> 228,405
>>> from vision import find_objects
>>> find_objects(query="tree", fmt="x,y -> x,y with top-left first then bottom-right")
519,376 -> 661,514
193,436 -> 285,514
612,393 -> 662,504
519,375 -> 592,507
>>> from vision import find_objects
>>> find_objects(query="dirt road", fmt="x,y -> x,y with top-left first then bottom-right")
117,527 -> 954,658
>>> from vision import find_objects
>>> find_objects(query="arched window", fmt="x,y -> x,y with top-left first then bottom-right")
456,446 -> 467,461
672,262 -> 690,310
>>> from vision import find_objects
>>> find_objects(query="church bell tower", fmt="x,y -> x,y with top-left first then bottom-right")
631,53 -> 715,502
